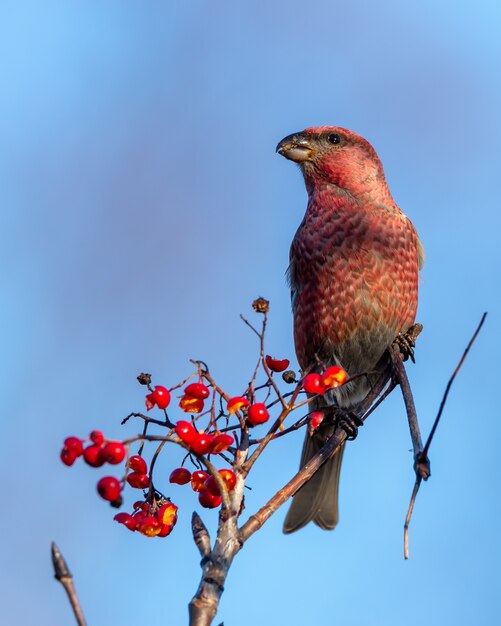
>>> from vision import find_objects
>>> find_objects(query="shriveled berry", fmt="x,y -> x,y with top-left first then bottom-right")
97,476 -> 121,502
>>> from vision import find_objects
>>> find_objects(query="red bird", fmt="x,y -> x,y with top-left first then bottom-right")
277,127 -> 424,533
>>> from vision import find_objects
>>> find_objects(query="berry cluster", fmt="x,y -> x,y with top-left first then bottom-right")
114,499 -> 178,537
170,466 -> 237,509
60,430 -> 126,468
174,421 -> 234,455
59,342 -> 348,542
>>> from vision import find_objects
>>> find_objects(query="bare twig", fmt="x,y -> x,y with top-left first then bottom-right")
51,542 -> 87,626
403,312 -> 487,559
391,347 -> 430,481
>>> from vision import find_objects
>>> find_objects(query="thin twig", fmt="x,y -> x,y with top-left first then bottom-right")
51,542 -> 87,626
403,312 -> 487,559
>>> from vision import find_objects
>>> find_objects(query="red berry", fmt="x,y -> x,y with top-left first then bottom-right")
90,430 -> 104,445
175,420 -> 197,445
198,488 -> 222,509
97,476 -> 121,502
133,510 -> 146,523
126,472 -> 150,489
153,385 -> 171,409
321,366 -> 348,388
137,515 -> 162,537
190,432 -> 214,456
191,470 -> 209,492
184,382 -> 210,400
103,441 -> 126,464
179,395 -> 204,414
204,469 -> 237,496
114,512 -> 137,531
247,403 -> 270,426
210,433 -> 234,454
64,437 -> 83,456
308,410 -> 325,436
158,523 -> 174,537
133,510 -> 147,525
158,502 -> 178,526
127,455 -> 148,474
204,475 -> 220,496
169,467 -> 191,485
302,373 -> 326,395
145,385 -> 171,411
227,396 -> 249,414
60,448 -> 78,466
265,355 -> 290,372
83,444 -> 105,467
218,468 -> 237,491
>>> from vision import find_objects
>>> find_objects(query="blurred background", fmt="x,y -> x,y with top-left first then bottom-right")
1,1 -> 499,624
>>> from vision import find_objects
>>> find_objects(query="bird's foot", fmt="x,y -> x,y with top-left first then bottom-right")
337,411 -> 364,441
392,324 -> 423,363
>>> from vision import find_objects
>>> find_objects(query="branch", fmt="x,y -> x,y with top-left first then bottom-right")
403,312 -> 487,559
240,358 -> 395,541
51,542 -> 87,626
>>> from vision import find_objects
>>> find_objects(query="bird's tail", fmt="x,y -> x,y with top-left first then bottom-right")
283,432 -> 345,533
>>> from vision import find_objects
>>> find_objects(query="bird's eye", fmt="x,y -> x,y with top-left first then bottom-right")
328,133 -> 341,144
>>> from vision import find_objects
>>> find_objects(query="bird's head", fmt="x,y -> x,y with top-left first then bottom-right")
276,126 -> 391,202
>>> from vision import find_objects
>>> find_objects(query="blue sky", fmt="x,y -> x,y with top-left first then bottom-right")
1,2 -> 500,624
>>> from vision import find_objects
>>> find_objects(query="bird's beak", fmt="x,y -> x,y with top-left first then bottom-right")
276,133 -> 314,163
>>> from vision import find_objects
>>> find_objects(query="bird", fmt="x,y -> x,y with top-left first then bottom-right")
277,127 -> 424,533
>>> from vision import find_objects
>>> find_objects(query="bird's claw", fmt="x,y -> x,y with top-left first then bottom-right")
393,330 -> 416,363
337,412 -> 364,441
